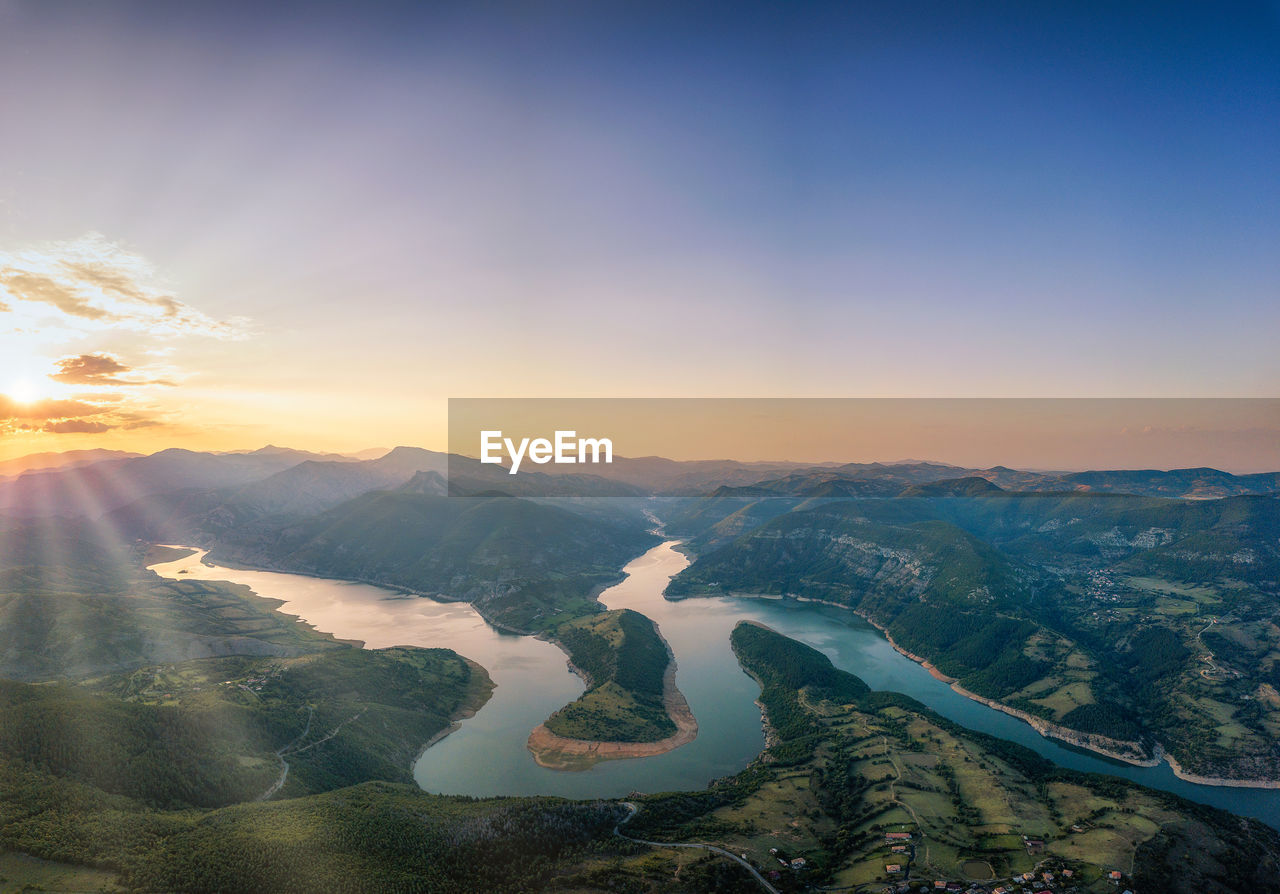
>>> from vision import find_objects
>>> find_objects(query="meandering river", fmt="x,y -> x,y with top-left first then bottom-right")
149,541 -> 1280,828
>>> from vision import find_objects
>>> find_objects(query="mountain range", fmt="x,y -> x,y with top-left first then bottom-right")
2,446 -> 1277,528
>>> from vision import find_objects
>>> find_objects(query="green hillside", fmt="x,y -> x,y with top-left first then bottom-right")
213,492 -> 658,631
612,621 -> 1280,893
0,768 -> 627,894
0,571 -> 348,682
1,647 -> 490,808
666,492 -> 1280,781
543,609 -> 676,743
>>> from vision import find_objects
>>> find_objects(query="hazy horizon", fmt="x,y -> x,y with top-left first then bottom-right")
4,444 -> 1278,477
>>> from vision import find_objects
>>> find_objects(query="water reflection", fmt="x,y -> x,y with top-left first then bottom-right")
149,543 -> 1280,827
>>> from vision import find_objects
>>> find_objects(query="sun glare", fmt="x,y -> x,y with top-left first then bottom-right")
8,377 -> 42,404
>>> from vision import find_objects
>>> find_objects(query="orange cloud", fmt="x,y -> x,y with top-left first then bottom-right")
51,353 -> 130,384
0,396 -> 104,421
43,419 -> 113,434
0,394 -> 145,437
50,353 -> 173,387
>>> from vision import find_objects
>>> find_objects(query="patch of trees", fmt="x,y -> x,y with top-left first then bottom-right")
1120,626 -> 1190,688
544,610 -> 676,742
1060,701 -> 1143,741
557,610 -> 669,699
0,680 -> 275,808
888,604 -> 1048,699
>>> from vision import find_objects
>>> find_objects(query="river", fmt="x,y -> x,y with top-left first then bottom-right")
148,541 -> 1280,828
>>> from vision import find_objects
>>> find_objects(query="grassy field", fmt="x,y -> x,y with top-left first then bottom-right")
2,621 -> 1279,892
616,621 -> 1280,894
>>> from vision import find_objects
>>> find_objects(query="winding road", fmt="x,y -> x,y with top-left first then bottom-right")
259,706 -> 314,801
614,802 -> 782,894
258,706 -> 368,801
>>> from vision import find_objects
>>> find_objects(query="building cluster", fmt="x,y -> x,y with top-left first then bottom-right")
766,847 -> 808,873
877,831 -> 1131,894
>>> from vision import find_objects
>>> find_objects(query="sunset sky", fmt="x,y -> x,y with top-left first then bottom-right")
0,1 -> 1277,462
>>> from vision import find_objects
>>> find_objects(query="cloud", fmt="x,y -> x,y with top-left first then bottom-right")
0,234 -> 243,337
51,353 -> 130,384
0,396 -> 105,421
0,393 -> 166,436
120,416 -> 163,430
50,353 -> 174,386
0,394 -> 134,437
1,272 -> 112,320
43,419 -> 114,434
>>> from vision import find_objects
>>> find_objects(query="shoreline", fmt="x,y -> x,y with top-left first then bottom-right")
686,586 -> 1280,789
849,609 -> 1160,769
154,544 -> 1280,789
731,621 -> 781,756
149,547 -> 499,771
150,544 -> 547,636
413,657 -> 496,764
191,540 -> 660,638
148,546 -> 368,648
526,630 -> 698,770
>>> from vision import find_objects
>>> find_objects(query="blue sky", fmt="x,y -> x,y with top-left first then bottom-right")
0,0 -> 1276,454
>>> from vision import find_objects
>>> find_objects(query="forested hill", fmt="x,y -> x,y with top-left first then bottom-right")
666,492 -> 1280,783
0,646 -> 489,807
701,621 -> 1280,893
208,492 -> 659,631
542,609 -> 676,743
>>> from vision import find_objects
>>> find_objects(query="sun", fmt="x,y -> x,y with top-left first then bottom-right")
7,377 -> 44,404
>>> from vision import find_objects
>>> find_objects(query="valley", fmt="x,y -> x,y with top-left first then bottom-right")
665,487 -> 1280,785
3,445 -> 1280,892
2,0 -> 1274,886
4,545 -> 1278,892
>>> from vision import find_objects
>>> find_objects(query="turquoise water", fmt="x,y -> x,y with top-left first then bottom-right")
150,542 -> 1280,828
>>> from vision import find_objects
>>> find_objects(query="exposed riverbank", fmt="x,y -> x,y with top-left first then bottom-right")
849,609 -> 1158,767
677,585 -> 1280,788
853,609 -> 1280,788
527,639 -> 698,770
1161,750 -> 1280,790
151,540 -> 1280,824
